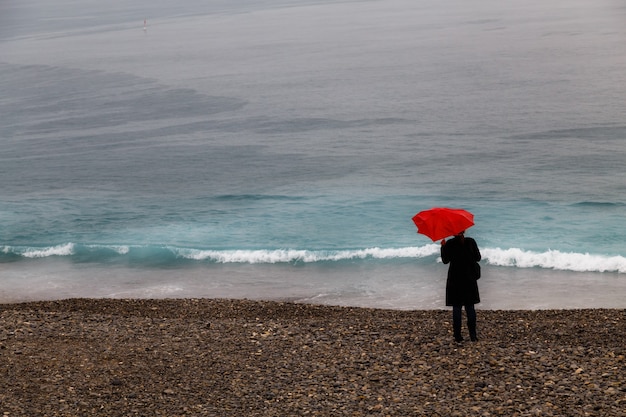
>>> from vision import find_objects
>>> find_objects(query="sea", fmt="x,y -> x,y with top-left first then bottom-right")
1,0 -> 625,309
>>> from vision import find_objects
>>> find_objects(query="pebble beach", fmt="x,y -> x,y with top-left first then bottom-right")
1,299 -> 624,416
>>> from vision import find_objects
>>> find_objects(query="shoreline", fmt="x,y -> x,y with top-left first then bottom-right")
2,259 -> 626,310
1,298 -> 624,416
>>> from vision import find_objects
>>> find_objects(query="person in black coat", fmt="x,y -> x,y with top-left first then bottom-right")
441,230 -> 481,342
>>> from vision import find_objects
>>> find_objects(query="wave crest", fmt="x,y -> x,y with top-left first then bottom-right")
176,246 -> 440,264
3,243 -> 76,258
1,243 -> 624,273
483,248 -> 626,273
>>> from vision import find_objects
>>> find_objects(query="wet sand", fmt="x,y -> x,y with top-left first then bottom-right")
1,299 -> 624,416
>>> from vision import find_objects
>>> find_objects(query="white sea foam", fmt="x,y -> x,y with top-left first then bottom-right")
86,244 -> 130,255
176,245 -> 626,274
2,243 -> 625,274
176,245 -> 441,264
483,248 -> 626,273
18,243 -> 76,258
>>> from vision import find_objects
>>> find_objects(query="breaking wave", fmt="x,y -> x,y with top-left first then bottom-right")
1,243 -> 625,273
482,247 -> 626,273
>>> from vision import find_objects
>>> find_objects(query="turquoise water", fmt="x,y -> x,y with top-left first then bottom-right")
1,0 -> 625,308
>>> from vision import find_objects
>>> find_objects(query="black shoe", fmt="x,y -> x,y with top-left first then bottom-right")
470,336 -> 478,342
454,337 -> 464,343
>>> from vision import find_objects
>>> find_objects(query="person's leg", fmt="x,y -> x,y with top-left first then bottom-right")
465,303 -> 477,341
452,305 -> 463,342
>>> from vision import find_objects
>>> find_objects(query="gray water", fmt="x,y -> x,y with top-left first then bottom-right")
1,0 -> 625,308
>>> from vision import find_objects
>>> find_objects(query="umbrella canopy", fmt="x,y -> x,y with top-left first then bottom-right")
412,207 -> 474,242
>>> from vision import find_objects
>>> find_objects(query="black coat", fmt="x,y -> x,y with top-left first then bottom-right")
441,236 -> 481,306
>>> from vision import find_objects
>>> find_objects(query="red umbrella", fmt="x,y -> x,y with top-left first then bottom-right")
412,207 -> 474,242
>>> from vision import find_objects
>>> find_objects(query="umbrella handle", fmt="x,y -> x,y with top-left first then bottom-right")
441,239 -> 446,245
